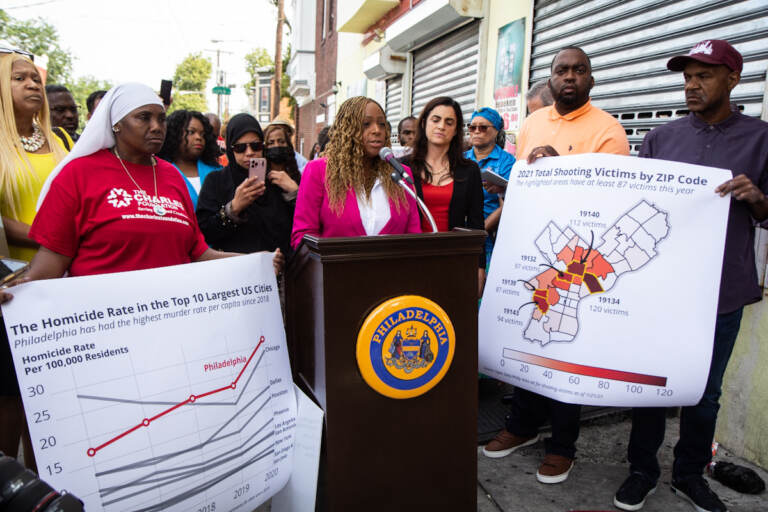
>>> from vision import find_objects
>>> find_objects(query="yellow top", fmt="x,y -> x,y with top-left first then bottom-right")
1,131 -> 72,261
516,100 -> 630,160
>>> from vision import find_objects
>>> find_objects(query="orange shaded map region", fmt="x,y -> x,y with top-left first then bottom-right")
530,244 -> 616,314
532,287 -> 561,314
572,246 -> 615,279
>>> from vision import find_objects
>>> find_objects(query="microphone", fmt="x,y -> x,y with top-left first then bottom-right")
379,147 -> 413,185
379,148 -> 437,233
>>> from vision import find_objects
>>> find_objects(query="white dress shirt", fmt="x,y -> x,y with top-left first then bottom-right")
356,178 -> 391,235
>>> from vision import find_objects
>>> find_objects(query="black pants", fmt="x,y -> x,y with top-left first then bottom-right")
505,387 -> 581,459
0,317 -> 20,396
627,307 -> 743,481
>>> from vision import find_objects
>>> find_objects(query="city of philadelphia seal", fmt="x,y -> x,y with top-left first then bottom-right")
356,295 -> 455,399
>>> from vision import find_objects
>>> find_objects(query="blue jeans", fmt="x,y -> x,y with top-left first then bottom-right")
627,307 -> 744,481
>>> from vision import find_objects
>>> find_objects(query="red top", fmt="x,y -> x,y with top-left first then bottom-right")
420,181 -> 453,232
30,149 -> 209,277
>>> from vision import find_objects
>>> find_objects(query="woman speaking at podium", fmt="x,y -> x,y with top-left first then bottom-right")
290,96 -> 421,248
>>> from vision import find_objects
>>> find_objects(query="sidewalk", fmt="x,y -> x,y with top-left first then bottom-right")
477,412 -> 768,511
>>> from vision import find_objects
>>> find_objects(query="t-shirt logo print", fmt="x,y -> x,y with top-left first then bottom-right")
106,188 -> 133,208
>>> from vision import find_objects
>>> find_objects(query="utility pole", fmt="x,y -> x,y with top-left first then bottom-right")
273,0 -> 284,119
207,40 -> 240,118
215,49 -> 223,117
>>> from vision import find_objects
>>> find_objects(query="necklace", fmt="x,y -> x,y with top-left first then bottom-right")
426,160 -> 451,184
20,123 -> 45,152
113,148 -> 166,216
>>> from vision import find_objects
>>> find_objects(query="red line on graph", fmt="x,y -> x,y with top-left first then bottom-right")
197,385 -> 233,399
87,336 -> 266,457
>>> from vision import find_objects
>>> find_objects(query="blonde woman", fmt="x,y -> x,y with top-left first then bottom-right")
0,49 -> 70,470
291,96 -> 420,248
0,50 -> 71,261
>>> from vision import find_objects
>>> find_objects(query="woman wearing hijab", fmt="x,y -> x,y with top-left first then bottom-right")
197,114 -> 296,256
400,96 -> 485,294
0,48 -> 72,470
291,96 -> 420,248
26,84 -> 216,278
20,83 -> 283,282
156,109 -> 221,206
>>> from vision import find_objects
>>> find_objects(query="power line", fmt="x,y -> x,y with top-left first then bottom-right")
4,0 -> 62,9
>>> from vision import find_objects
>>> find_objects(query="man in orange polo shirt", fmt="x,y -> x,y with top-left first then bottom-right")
483,45 -> 630,484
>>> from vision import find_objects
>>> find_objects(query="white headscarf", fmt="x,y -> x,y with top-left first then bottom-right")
36,82 -> 164,210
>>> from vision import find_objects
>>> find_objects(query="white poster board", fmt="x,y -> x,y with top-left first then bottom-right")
271,385 -> 324,512
480,153 -> 731,406
2,253 -> 296,512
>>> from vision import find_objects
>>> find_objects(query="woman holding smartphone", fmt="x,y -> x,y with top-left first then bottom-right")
197,113 -> 297,256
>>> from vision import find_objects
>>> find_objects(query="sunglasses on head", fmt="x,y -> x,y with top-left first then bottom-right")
0,47 -> 34,61
467,124 -> 492,133
231,141 -> 264,153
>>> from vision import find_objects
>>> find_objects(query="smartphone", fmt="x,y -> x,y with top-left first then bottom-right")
159,79 -> 173,107
249,158 -> 267,182
481,169 -> 509,188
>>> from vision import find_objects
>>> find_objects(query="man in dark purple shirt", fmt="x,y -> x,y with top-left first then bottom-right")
613,40 -> 768,512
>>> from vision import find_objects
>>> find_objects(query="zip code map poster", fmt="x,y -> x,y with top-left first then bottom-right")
2,253 -> 296,512
479,153 -> 731,407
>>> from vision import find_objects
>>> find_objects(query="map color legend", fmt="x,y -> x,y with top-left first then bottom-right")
503,349 -> 668,386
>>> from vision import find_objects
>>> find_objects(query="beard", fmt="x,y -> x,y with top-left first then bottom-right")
556,91 -> 580,106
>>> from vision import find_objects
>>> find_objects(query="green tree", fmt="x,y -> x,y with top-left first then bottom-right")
243,45 -> 295,108
0,9 -> 73,83
169,53 -> 212,114
173,53 -> 212,91
169,93 -> 208,114
66,75 -> 112,125
244,48 -> 273,90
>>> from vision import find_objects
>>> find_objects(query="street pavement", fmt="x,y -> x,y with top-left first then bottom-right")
16,405 -> 762,511
477,412 -> 768,512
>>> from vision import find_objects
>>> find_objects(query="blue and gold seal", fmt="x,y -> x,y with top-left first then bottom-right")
356,295 -> 455,399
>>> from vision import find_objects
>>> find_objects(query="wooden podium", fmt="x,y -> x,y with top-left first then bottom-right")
285,230 -> 486,511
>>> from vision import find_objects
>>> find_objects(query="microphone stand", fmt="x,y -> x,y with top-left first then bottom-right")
390,172 -> 438,233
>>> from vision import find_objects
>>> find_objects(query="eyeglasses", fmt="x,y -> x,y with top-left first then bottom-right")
231,141 -> 264,153
467,124 -> 492,133
0,47 -> 34,62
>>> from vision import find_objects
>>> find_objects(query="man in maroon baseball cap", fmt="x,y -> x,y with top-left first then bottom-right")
667,39 -> 744,73
613,38 -> 768,512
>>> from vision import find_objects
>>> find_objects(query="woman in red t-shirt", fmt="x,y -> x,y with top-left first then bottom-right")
4,83 -> 283,284
399,96 -> 485,295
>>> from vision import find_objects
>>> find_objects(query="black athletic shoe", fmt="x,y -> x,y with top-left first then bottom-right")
614,472 -> 657,511
671,475 -> 727,512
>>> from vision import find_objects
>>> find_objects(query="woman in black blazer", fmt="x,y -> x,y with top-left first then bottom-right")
400,96 -> 486,294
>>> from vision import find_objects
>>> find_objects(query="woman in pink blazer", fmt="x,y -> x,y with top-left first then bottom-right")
291,96 -> 421,248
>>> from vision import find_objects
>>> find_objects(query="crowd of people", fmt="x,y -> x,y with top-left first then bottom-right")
0,36 -> 767,512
